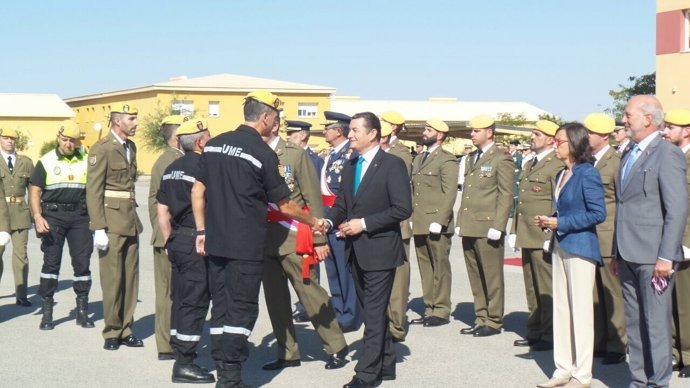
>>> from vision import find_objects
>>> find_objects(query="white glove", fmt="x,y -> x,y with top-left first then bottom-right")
454,227 -> 461,237
487,228 -> 502,241
94,229 -> 109,251
429,222 -> 442,234
543,239 -> 551,252
684,245 -> 690,260
508,234 -> 517,249
0,231 -> 10,246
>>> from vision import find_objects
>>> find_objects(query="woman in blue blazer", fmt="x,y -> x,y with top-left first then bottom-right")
535,123 -> 606,388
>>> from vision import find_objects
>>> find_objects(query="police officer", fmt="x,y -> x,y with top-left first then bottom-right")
379,111 -> 413,342
86,102 -> 144,351
157,119 -> 215,384
191,91 -> 321,387
148,114 -> 185,360
28,121 -> 94,330
0,127 -> 34,307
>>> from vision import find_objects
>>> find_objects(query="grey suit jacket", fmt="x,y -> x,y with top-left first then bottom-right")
614,134 -> 687,264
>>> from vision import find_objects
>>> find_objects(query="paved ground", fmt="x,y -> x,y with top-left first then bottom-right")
0,180 -> 679,387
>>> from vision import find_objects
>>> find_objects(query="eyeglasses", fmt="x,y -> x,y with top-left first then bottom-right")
554,138 -> 569,147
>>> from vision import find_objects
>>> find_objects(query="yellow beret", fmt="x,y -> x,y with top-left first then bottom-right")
110,103 -> 138,115
426,119 -> 449,133
583,114 -> 615,135
381,111 -> 405,125
58,120 -> 82,139
162,115 -> 186,126
535,119 -> 560,136
469,115 -> 495,129
0,127 -> 18,138
245,90 -> 283,111
176,119 -> 208,136
665,109 -> 690,126
380,120 -> 393,137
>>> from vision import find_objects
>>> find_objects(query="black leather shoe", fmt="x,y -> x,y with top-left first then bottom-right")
423,316 -> 449,327
172,362 -> 215,384
513,339 -> 537,347
473,326 -> 501,337
601,352 -> 626,365
460,325 -> 481,335
104,338 -> 120,351
679,365 -> 690,378
392,336 -> 405,343
381,365 -> 396,381
16,298 -> 32,307
262,358 -> 301,371
409,316 -> 427,325
325,346 -> 349,369
529,340 -> 553,351
120,335 -> 144,347
158,352 -> 175,361
343,376 -> 382,388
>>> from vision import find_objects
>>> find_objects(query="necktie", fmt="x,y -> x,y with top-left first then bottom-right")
422,151 -> 430,163
353,156 -> 364,195
474,149 -> 483,164
621,144 -> 640,182
123,142 -> 130,162
529,157 -> 538,172
7,156 -> 13,174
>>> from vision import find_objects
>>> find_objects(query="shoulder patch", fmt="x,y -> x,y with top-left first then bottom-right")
89,156 -> 97,166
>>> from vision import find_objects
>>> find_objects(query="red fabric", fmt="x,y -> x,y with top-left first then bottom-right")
295,207 -> 318,280
322,195 -> 336,207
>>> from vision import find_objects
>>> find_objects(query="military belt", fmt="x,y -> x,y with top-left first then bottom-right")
42,201 -> 85,212
104,190 -> 135,199
5,195 -> 25,204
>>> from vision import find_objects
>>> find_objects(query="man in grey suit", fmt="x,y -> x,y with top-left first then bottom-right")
614,95 -> 688,388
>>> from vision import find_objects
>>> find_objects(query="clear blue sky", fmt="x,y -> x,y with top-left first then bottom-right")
0,0 -> 655,121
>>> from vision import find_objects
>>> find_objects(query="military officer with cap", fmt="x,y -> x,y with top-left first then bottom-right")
29,120 -> 94,330
320,110 -> 362,333
260,116 -> 348,372
379,111 -> 413,342
661,109 -> 690,377
410,119 -> 458,328
457,115 -> 514,337
148,114 -> 185,360
157,118 -> 215,384
191,91 -> 321,387
0,127 -> 34,307
86,102 -> 145,351
509,119 -> 563,350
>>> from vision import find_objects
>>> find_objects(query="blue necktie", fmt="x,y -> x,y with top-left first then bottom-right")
353,156 -> 364,195
621,144 -> 640,183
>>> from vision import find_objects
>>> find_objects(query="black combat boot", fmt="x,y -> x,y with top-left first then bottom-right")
39,297 -> 54,330
76,296 -> 95,328
216,362 -> 251,388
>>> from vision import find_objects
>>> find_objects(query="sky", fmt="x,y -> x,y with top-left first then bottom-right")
0,1 -> 656,121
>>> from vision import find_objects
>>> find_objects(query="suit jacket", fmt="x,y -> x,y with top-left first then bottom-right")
513,150 -> 564,248
388,137 -> 413,240
265,139 -> 326,256
554,162 -> 606,264
306,147 -> 325,180
457,144 -> 514,237
0,153 -> 33,230
614,134 -> 688,263
594,147 -> 620,258
410,145 -> 458,235
326,149 -> 412,271
86,131 -> 143,236
148,146 -> 183,247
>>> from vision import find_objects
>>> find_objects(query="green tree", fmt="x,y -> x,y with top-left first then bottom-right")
606,72 -> 656,120
13,129 -> 30,152
538,113 -> 565,126
140,103 -> 174,152
495,112 -> 529,126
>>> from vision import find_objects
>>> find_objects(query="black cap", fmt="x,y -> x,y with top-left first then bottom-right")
323,111 -> 351,126
285,120 -> 312,132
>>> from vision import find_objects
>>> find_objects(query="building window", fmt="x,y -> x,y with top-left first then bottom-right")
297,103 -> 318,118
208,101 -> 220,117
685,9 -> 690,51
171,100 -> 194,116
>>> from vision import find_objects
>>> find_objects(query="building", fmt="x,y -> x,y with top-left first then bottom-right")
64,74 -> 335,174
0,93 -> 75,162
656,1 -> 690,109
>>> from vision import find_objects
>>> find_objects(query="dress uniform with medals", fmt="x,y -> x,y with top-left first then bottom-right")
157,119 -> 215,383
380,111 -> 413,342
510,120 -> 563,350
86,103 -> 144,350
0,127 -> 34,306
320,111 -> 362,332
148,115 -> 185,360
457,115 -> 515,336
410,119 -> 458,327
29,121 -> 94,330
261,132 -> 348,371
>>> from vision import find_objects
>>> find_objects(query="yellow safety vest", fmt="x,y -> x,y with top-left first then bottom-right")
40,149 -> 88,191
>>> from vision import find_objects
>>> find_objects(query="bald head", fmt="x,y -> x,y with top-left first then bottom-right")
623,95 -> 664,143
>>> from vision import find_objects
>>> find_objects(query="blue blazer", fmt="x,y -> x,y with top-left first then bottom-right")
554,162 -> 606,264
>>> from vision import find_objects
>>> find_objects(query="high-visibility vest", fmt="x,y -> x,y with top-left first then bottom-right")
40,149 -> 88,191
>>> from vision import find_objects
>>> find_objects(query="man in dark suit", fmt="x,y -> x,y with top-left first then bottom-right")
614,95 -> 688,387
321,112 -> 412,388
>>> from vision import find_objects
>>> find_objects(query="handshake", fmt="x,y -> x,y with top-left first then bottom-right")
311,218 -> 365,237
